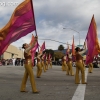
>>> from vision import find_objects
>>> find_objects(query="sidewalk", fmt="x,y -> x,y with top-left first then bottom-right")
0,65 -> 100,100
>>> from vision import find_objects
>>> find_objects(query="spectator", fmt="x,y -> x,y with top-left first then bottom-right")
12,58 -> 16,66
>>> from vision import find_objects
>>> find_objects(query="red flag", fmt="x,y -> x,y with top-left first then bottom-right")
31,42 -> 39,66
48,53 -> 51,60
72,35 -> 76,61
72,35 -> 75,55
29,34 -> 35,45
39,41 -> 45,54
85,15 -> 100,64
29,34 -> 39,66
48,53 -> 52,63
66,42 -> 70,54
0,0 -> 36,55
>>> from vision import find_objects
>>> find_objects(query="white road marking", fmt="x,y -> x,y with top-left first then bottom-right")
72,68 -> 88,100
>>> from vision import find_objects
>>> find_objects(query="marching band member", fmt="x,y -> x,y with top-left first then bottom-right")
20,36 -> 39,93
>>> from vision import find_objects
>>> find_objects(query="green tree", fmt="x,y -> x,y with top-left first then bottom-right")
44,49 -> 54,58
58,45 -> 64,51
54,51 -> 64,61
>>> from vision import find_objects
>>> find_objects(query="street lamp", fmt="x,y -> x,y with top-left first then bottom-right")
63,27 -> 80,45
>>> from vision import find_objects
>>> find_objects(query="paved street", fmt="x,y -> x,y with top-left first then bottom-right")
0,65 -> 100,100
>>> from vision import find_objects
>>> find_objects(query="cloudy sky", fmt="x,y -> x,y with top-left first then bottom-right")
0,0 -> 100,50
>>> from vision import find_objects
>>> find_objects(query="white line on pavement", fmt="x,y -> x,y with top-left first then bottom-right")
72,68 -> 88,100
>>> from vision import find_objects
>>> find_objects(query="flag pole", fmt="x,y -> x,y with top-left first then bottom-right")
31,0 -> 39,52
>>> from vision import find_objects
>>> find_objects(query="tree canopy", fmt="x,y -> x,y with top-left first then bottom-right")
58,45 -> 64,51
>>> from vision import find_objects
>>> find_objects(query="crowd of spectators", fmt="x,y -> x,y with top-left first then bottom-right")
0,58 -> 25,66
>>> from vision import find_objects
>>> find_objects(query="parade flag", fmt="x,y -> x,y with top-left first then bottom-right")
66,42 -> 70,54
29,34 -> 35,45
39,41 -> 45,54
48,53 -> 51,60
42,52 -> 46,61
72,35 -> 76,61
29,34 -> 39,66
48,53 -> 52,63
31,42 -> 39,66
72,35 -> 75,55
0,0 -> 36,55
85,15 -> 100,64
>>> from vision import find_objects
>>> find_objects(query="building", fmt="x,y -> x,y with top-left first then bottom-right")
0,45 -> 24,59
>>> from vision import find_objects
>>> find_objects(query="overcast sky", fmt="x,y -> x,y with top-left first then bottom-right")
0,0 -> 100,50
